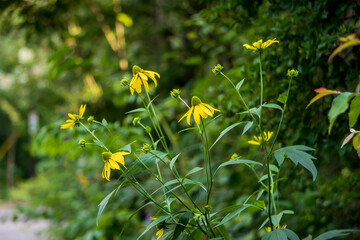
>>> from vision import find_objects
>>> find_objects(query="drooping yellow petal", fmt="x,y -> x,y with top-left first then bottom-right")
193,106 -> 201,124
197,105 -> 208,119
109,159 -> 120,170
186,107 -> 194,125
144,70 -> 159,87
102,163 -> 110,181
142,78 -> 150,92
111,153 -> 126,166
201,103 -> 220,114
199,104 -> 213,117
253,40 -> 262,49
178,107 -> 192,123
65,119 -> 74,123
138,72 -> 148,81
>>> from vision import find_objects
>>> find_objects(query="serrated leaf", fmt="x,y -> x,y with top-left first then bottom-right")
214,159 -> 262,176
349,94 -> 360,127
314,229 -> 359,240
328,92 -> 353,134
96,189 -> 116,226
210,122 -> 246,150
242,121 -> 253,135
274,145 -> 317,181
170,153 -> 181,170
172,211 -> 192,240
263,103 -> 283,111
126,108 -> 147,114
236,79 -> 245,91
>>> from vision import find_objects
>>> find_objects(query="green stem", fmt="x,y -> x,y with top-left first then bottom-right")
80,122 -> 109,152
201,119 -> 213,205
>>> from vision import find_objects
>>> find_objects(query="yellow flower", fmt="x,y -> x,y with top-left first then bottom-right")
265,224 -> 287,232
178,96 -> 220,125
130,65 -> 160,95
60,104 -> 86,130
155,228 -> 164,240
243,38 -> 279,51
248,131 -> 274,145
101,151 -> 129,181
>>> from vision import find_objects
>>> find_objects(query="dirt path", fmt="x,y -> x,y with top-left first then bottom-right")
0,203 -> 48,240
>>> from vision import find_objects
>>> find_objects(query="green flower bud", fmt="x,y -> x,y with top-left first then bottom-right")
102,152 -> 112,161
212,64 -> 223,74
120,78 -> 129,86
141,143 -> 151,153
230,153 -> 238,160
145,126 -> 152,133
87,116 -> 94,125
170,89 -> 180,98
133,117 -> 141,126
132,65 -> 142,75
287,69 -> 299,77
203,204 -> 212,213
191,96 -> 202,106
78,139 -> 86,148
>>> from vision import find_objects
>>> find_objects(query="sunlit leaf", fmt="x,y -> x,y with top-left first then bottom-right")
236,79 -> 245,91
242,121 -> 253,135
328,36 -> 360,63
314,229 -> 359,240
210,122 -> 246,150
306,88 -> 341,109
214,158 -> 262,176
263,103 -> 283,111
349,94 -> 360,127
328,92 -> 353,134
125,108 -> 147,114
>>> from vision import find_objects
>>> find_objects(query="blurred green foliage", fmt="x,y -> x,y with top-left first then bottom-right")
0,0 -> 359,239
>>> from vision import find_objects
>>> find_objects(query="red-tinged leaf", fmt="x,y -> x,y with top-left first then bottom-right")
342,129 -> 360,148
306,88 -> 342,109
328,37 -> 360,63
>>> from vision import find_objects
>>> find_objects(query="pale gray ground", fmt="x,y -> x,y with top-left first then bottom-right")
0,204 -> 48,240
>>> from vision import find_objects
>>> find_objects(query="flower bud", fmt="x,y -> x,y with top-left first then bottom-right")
287,69 -> 299,77
212,64 -> 223,74
230,153 -> 238,160
120,78 -> 129,86
141,143 -> 151,153
87,116 -> 94,125
203,204 -> 212,213
133,117 -> 141,126
191,96 -> 202,106
102,152 -> 112,161
170,89 -> 180,98
132,65 -> 142,75
145,126 -> 152,133
78,139 -> 86,148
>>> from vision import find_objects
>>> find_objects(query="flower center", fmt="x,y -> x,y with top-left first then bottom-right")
102,152 -> 112,161
132,65 -> 142,75
191,96 -> 202,106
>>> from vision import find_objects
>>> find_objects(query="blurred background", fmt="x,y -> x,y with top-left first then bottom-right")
0,0 -> 359,239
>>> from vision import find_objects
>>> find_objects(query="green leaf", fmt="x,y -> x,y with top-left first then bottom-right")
119,202 -> 153,237
97,189 -> 116,226
118,141 -> 136,153
314,229 -> 359,240
210,122 -> 246,150
238,107 -> 260,118
137,215 -> 170,240
279,229 -> 300,240
236,79 -> 245,91
152,178 -> 207,195
262,229 -> 288,240
170,153 -> 181,170
349,94 -> 360,127
214,159 -> 262,176
277,94 -> 287,104
263,103 -> 283,111
242,121 -> 253,135
93,139 -> 105,149
184,167 -> 203,178
172,211 -> 192,240
178,127 -> 198,133
147,95 -> 159,109
126,108 -> 147,114
214,224 -> 230,240
126,150 -> 168,176
274,145 -> 317,181
215,205 -> 251,227
303,235 -> 313,240
328,92 -> 353,134
102,118 -> 108,127
259,210 -> 294,230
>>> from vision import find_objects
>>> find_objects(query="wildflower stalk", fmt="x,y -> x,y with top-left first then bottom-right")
139,122 -> 156,149
79,122 -> 109,152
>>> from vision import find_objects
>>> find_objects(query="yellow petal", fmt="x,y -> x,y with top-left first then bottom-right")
248,140 -> 260,145
201,103 -> 220,114
142,78 -> 150,92
138,72 -> 148,81
60,122 -> 74,129
199,104 -> 212,117
144,71 -> 158,87
178,107 -> 192,123
197,105 -> 208,119
79,104 -> 86,118
186,106 -> 194,125
243,44 -> 257,50
193,106 -> 200,124
156,228 -> 164,240
102,163 -> 110,181
109,159 -> 120,169
111,154 -> 125,166
68,113 -> 76,120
